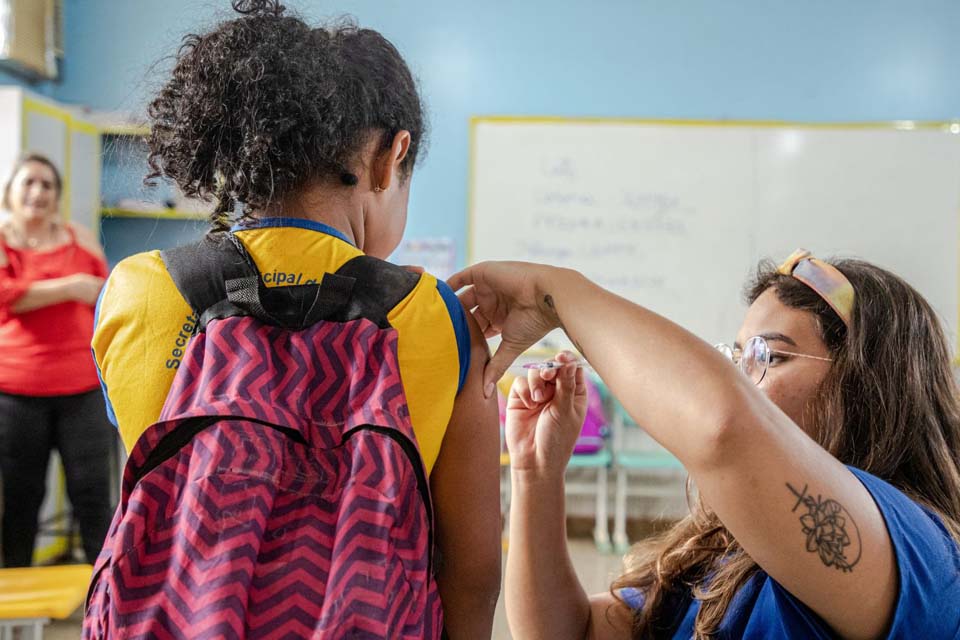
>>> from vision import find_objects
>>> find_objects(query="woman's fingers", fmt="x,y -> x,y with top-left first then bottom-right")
456,285 -> 478,311
512,351 -> 582,405
472,305 -> 494,335
485,340 -> 526,397
446,266 -> 478,293
553,363 -> 578,414
527,366 -> 553,404
457,284 -> 505,339
539,366 -> 559,383
508,376 -> 537,410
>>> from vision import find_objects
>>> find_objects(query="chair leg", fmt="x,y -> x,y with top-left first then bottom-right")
25,620 -> 46,640
0,621 -> 48,640
614,467 -> 629,554
593,466 -> 611,552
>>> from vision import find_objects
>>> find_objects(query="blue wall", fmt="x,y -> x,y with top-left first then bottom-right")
99,217 -> 209,267
54,0 -> 960,266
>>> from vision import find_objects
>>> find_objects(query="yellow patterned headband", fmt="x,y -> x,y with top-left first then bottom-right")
777,249 -> 855,328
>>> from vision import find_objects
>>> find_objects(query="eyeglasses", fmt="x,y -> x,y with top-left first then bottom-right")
714,336 -> 833,385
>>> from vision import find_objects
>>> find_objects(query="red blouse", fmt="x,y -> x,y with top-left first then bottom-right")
0,229 -> 109,396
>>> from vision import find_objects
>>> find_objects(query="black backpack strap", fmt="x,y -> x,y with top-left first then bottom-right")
219,273 -> 356,329
332,256 -> 420,329
161,232 -> 358,331
161,233 -> 256,319
134,416 -> 309,487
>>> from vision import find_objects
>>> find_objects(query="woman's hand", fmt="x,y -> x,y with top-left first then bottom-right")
448,261 -> 571,396
503,353 -> 596,640
505,352 -> 587,480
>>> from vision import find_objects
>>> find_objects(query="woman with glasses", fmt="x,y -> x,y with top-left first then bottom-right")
449,250 -> 960,639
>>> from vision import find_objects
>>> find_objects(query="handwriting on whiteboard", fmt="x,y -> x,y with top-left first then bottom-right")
530,189 -> 692,236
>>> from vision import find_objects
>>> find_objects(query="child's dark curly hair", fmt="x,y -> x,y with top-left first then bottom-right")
145,0 -> 426,230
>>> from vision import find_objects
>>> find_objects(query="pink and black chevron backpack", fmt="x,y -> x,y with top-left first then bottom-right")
83,233 -> 444,639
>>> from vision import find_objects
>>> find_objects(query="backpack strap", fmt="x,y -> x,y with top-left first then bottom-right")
161,232 -> 254,317
161,233 -> 357,331
332,255 -> 420,329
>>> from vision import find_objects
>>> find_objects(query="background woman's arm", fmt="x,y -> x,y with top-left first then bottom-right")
8,275 -> 98,312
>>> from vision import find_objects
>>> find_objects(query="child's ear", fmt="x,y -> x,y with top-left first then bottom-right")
372,131 -> 411,192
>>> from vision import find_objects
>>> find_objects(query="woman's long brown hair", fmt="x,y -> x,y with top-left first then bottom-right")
612,258 -> 960,639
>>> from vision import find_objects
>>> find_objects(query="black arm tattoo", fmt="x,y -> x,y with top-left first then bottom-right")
787,482 -> 862,572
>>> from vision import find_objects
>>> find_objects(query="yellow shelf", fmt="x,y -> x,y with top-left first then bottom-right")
99,124 -> 150,137
101,207 -> 210,220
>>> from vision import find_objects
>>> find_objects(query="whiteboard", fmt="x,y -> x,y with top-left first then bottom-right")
469,119 -> 960,352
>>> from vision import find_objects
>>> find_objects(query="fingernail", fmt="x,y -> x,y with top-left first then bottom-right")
484,382 -> 495,398
533,390 -> 543,402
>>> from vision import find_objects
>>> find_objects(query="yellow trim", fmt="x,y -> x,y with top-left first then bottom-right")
69,118 -> 101,136
469,115 -> 960,360
99,124 -> 150,137
22,96 -> 71,124
470,115 -> 960,131
101,207 -> 210,220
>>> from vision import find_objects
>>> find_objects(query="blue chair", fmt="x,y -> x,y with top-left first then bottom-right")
564,445 -> 613,551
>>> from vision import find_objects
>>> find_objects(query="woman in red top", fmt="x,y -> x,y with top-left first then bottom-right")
0,153 -> 114,566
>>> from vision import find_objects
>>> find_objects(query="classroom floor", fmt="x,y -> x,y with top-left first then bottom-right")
43,538 -> 626,640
